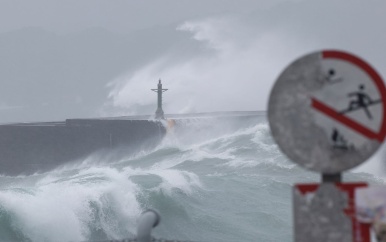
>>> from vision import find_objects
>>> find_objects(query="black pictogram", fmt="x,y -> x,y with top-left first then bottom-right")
340,84 -> 382,120
331,128 -> 352,150
323,68 -> 343,84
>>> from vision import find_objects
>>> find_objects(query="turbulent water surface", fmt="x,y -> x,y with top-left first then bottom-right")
0,115 -> 382,242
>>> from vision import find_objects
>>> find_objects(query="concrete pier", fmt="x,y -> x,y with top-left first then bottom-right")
0,118 -> 166,175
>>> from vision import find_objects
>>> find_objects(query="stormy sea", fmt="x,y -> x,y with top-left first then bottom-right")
0,114 -> 382,242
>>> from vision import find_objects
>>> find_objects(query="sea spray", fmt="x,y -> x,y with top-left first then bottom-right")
0,115 -> 383,242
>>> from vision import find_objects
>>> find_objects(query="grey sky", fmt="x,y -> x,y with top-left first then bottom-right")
0,0 -> 386,123
0,0 -> 281,34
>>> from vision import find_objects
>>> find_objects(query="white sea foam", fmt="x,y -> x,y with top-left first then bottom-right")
147,169 -> 202,196
0,167 -> 141,241
117,163 -> 203,197
0,117 -> 384,242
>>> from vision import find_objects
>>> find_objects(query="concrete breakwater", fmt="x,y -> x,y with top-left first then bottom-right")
0,111 -> 263,176
0,118 -> 166,175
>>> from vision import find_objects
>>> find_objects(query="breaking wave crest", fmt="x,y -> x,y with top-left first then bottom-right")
0,115 -> 383,242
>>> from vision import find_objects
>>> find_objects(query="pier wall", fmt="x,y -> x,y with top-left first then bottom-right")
0,119 -> 165,175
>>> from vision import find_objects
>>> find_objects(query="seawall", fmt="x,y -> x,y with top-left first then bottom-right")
0,111 -> 264,176
0,119 -> 166,175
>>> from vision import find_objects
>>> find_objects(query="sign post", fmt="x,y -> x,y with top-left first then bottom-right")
267,50 -> 386,242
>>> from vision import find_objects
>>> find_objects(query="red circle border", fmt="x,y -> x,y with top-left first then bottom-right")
322,50 -> 386,142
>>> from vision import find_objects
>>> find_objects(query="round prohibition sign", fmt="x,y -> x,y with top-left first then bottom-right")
268,50 -> 386,173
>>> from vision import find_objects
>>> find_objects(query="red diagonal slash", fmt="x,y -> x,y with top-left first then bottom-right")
311,98 -> 382,142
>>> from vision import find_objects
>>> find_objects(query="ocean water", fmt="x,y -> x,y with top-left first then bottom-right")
0,115 -> 382,242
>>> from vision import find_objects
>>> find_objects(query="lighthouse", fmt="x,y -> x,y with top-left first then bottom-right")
151,79 -> 168,119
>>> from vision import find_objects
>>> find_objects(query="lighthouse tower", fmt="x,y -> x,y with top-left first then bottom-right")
151,79 -> 168,119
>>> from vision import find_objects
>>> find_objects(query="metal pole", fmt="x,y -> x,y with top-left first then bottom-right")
158,81 -> 162,109
321,173 -> 342,183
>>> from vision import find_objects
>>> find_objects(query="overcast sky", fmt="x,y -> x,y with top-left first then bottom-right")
0,0 -> 285,34
0,0 -> 385,122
